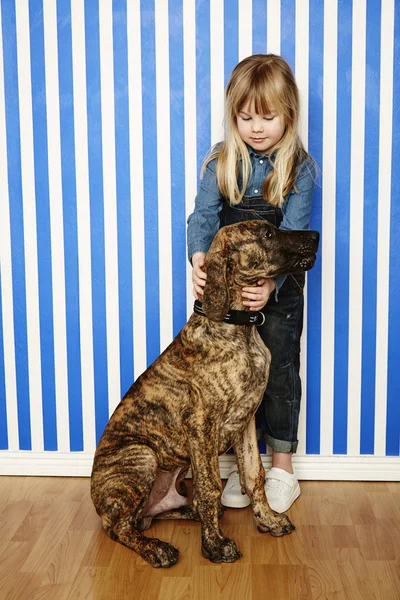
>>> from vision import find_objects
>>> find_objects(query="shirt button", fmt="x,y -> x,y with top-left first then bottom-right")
259,160 -> 263,164
254,189 -> 259,194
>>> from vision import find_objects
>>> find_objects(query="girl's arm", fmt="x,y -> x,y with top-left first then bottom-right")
273,158 -> 317,294
187,158 -> 223,299
187,158 -> 223,261
192,252 -> 207,300
280,158 -> 317,232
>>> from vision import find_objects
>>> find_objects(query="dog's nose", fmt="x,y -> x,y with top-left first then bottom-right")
309,231 -> 320,245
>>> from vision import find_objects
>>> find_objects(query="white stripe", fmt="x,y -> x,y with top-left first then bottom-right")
43,0 -> 70,451
238,0 -> 252,61
210,0 -> 224,146
320,0 -> 337,455
375,0 -> 394,456
267,0 -> 281,55
348,0 -> 366,456
295,0 -> 309,151
155,0 -> 173,352
295,0 -> 309,455
99,0 -> 121,414
0,6 -> 19,450
15,0 -> 43,451
183,0 -> 197,319
127,0 -> 147,379
71,0 -> 96,452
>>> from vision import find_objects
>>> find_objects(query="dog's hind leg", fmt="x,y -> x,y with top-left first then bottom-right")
154,505 -> 201,522
112,517 -> 180,567
153,465 -> 225,523
234,416 -> 295,537
91,444 -> 180,568
154,502 -> 225,523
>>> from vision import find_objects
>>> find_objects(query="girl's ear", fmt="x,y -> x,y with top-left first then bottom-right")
201,231 -> 230,321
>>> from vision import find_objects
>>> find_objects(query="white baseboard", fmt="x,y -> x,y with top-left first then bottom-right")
0,451 -> 399,481
219,454 -> 400,481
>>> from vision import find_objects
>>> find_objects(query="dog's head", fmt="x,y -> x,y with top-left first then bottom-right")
202,220 -> 319,321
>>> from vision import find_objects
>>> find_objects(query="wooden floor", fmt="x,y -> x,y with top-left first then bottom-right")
0,477 -> 399,600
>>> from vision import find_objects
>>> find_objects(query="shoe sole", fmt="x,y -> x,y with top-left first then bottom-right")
221,496 -> 251,509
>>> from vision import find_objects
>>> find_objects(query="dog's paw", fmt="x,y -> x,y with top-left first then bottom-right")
142,539 -> 180,568
256,512 -> 295,536
202,536 -> 242,563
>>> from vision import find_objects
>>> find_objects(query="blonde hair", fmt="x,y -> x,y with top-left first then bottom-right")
203,54 -> 311,207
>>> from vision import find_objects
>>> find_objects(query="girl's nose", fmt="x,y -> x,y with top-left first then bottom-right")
252,119 -> 264,133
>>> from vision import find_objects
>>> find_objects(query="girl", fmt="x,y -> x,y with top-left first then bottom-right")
187,54 -> 317,513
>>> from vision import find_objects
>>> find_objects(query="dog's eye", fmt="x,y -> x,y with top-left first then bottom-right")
264,230 -> 273,239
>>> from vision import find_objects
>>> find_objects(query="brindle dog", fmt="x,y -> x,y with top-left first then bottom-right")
91,220 -> 319,568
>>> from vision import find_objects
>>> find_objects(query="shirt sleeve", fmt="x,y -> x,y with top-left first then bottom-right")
273,157 -> 317,299
280,158 -> 317,232
187,158 -> 223,261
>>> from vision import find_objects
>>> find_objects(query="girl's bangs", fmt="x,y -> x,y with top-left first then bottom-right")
235,80 -> 283,116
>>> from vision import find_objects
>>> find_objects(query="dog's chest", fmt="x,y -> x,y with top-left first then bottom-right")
192,320 -> 270,402
215,329 -> 270,450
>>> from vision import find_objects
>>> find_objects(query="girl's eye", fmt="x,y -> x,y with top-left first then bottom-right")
264,116 -> 275,121
241,116 -> 251,121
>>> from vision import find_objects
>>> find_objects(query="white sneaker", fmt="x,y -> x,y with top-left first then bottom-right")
265,467 -> 301,513
221,471 -> 251,508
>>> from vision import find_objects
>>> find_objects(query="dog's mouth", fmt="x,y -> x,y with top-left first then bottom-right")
294,254 -> 317,270
264,253 -> 317,278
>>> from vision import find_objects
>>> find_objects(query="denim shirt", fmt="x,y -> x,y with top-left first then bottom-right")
187,145 -> 316,295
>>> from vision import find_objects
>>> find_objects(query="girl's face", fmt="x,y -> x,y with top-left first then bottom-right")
236,102 -> 285,154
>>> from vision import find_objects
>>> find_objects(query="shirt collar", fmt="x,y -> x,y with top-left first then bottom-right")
245,143 -> 276,160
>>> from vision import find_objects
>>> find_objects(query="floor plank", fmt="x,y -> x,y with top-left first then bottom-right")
0,477 -> 399,599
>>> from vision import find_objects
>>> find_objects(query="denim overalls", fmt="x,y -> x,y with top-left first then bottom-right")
220,195 -> 304,454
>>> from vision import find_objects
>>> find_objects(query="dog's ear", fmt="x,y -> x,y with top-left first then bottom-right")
202,230 -> 230,321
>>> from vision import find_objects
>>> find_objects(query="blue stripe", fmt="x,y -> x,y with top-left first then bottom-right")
224,0 -> 238,87
333,0 -> 352,455
1,0 -> 31,450
0,275 -> 8,449
280,0 -> 296,72
169,0 -> 187,337
306,0 -> 324,455
85,0 -> 108,443
112,0 -> 133,396
196,0 -> 211,179
360,0 -> 381,455
387,2 -> 400,456
58,0 -> 83,451
252,0 -> 267,54
29,0 -> 57,450
141,0 -> 160,366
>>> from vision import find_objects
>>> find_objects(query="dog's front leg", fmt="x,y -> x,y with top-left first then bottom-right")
185,420 -> 242,563
234,416 -> 295,537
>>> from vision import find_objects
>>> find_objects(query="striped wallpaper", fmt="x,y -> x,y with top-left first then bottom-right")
0,0 -> 399,478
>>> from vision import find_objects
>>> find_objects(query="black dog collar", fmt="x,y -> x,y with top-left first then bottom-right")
193,300 -> 266,326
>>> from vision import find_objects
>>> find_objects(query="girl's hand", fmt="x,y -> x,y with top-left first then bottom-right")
191,252 -> 207,299
242,278 -> 276,311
